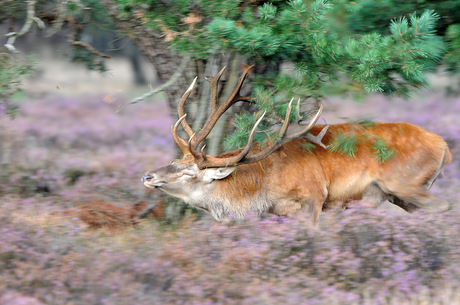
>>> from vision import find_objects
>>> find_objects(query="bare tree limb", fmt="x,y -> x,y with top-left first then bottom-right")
193,55 -> 216,132
134,203 -> 158,219
4,0 -> 45,53
46,0 -> 85,37
127,54 -> 191,105
206,54 -> 244,156
71,41 -> 112,58
98,0 -> 191,113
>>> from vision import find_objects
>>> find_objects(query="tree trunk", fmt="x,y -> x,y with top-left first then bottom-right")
98,1 -> 250,156
98,0 -> 187,111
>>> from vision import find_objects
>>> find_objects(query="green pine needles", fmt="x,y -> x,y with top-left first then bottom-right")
223,111 -> 271,151
328,128 -> 395,163
220,6 -> 442,149
329,132 -> 360,158
0,53 -> 35,118
113,0 -> 445,157
301,141 -> 317,153
371,137 -> 395,163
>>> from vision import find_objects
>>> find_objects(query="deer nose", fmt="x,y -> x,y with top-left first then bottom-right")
142,173 -> 154,183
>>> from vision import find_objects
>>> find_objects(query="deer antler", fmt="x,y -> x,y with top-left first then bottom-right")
171,114 -> 191,155
191,111 -> 267,168
292,98 -> 328,149
190,65 -> 253,151
177,77 -> 198,138
236,100 -> 325,165
173,65 -> 253,155
171,66 -> 328,169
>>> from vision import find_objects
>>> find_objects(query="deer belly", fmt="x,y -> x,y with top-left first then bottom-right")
328,173 -> 373,202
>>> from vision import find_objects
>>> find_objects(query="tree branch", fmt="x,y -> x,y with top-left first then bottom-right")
4,0 -> 45,53
134,203 -> 158,219
127,54 -> 191,105
46,0 -> 85,37
70,41 -> 112,58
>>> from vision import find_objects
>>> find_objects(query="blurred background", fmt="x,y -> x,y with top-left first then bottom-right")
1,1 -> 460,304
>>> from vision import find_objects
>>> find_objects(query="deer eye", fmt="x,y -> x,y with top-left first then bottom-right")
182,170 -> 195,177
175,169 -> 195,178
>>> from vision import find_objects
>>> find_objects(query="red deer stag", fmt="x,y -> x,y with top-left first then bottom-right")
143,66 -> 451,225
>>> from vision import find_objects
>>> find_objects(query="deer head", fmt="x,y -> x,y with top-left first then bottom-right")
142,66 -> 325,201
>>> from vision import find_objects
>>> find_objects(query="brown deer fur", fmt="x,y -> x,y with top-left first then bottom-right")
144,122 -> 451,224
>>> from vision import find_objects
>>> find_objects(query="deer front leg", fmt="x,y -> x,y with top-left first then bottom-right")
308,198 -> 327,227
269,199 -> 303,217
269,194 -> 326,226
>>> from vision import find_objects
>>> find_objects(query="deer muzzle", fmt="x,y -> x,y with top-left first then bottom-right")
142,172 -> 166,189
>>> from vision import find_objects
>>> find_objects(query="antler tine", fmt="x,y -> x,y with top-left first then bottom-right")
306,125 -> 329,149
295,98 -> 302,122
223,64 -> 254,107
177,77 -> 198,137
237,99 -> 295,164
205,66 -> 227,111
171,114 -> 191,155
187,133 -> 207,160
226,111 -> 266,163
239,102 -> 324,165
191,65 -> 254,151
287,101 -> 328,148
286,103 -> 323,140
279,97 -> 295,137
195,111 -> 266,169
195,99 -> 296,168
200,145 -> 207,160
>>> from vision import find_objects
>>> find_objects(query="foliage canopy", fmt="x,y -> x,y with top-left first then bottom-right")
0,0 -> 452,154
109,0 -> 446,158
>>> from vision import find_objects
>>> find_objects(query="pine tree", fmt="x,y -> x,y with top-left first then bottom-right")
200,2 -> 443,150
1,0 -> 447,155
98,0 -> 445,155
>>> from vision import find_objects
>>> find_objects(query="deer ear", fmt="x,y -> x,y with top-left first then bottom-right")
203,167 -> 236,183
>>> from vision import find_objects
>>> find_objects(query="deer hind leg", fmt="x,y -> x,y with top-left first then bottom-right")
386,195 -> 419,212
378,148 -> 450,213
389,192 -> 449,213
361,182 -> 420,212
379,183 -> 450,213
424,146 -> 449,191
360,183 -> 422,213
360,183 -> 390,209
388,192 -> 450,213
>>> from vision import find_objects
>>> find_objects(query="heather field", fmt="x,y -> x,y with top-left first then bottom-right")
1,70 -> 460,304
